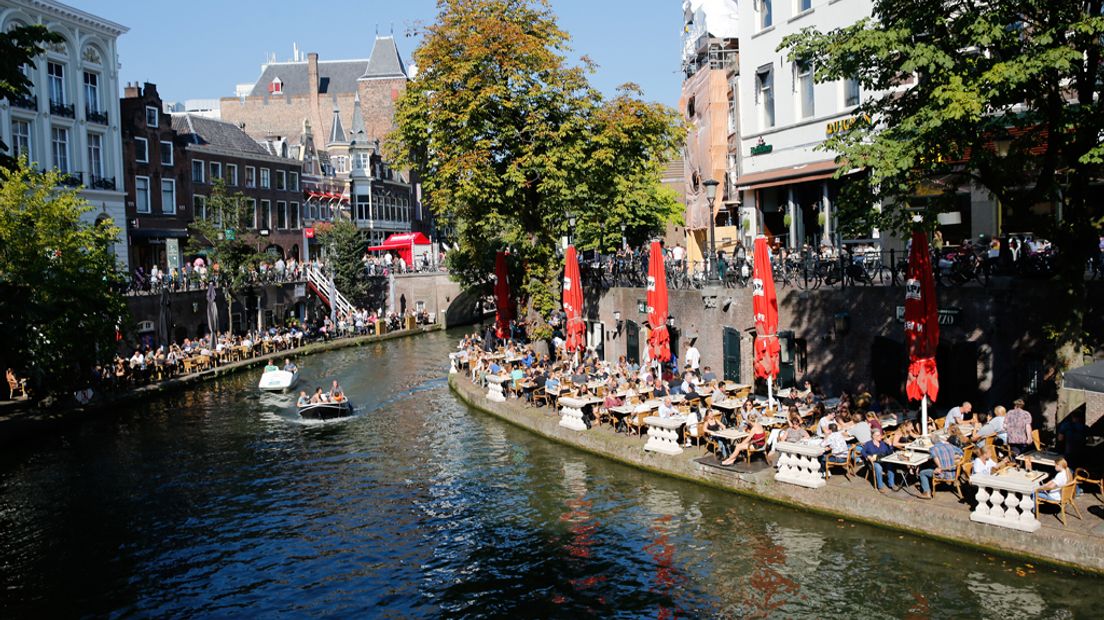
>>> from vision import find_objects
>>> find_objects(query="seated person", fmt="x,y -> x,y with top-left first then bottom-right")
296,391 -> 311,407
722,413 -> 767,466
1031,456 -> 1071,501
847,412 -> 872,444
816,410 -> 837,438
283,358 -> 298,372
972,406 -> 1007,445
701,366 -> 717,383
657,396 -> 678,419
544,373 -> 561,396
264,361 -> 280,373
971,446 -> 1008,477
819,423 -> 850,473
891,420 -> 920,449
861,428 -> 896,492
918,436 -> 964,499
652,379 -> 670,398
944,401 -> 974,428
310,387 -> 325,403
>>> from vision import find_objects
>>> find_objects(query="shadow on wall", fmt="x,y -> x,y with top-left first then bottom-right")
445,288 -> 484,328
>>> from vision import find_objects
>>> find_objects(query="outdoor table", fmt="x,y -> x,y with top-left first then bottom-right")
970,467 -> 1048,533
880,450 -> 930,492
707,428 -> 748,458
643,415 -> 687,455
723,382 -> 751,395
758,415 -> 788,427
1016,451 -> 1064,468
485,374 -> 509,403
903,432 -> 948,453
774,440 -> 829,489
878,415 -> 899,429
609,404 -> 638,432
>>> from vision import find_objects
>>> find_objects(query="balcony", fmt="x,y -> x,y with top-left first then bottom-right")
59,172 -> 83,187
50,100 -> 75,118
89,175 -> 116,190
86,108 -> 108,125
10,94 -> 37,111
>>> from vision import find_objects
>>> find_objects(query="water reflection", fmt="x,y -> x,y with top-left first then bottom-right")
0,329 -> 1098,617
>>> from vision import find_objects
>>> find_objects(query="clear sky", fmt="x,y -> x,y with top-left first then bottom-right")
81,0 -> 685,108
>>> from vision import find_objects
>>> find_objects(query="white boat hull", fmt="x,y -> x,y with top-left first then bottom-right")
259,369 -> 299,391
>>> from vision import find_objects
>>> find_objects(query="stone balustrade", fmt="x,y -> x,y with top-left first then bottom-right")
969,473 -> 1042,533
558,396 -> 589,431
486,374 -> 508,403
774,441 -> 827,489
643,416 -> 685,455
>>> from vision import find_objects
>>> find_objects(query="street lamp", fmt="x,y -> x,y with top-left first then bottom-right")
566,210 -> 577,246
703,178 -> 720,282
620,223 -> 627,250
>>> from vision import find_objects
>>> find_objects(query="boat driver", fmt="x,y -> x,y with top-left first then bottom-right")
330,379 -> 344,402
283,358 -> 298,373
264,361 -> 280,373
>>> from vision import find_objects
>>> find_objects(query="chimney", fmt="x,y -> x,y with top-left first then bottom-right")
307,52 -> 319,94
124,82 -> 140,98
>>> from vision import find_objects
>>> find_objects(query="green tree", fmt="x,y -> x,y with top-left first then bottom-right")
187,179 -> 267,335
782,0 -> 1104,370
0,25 -> 63,170
316,220 -> 372,306
387,0 -> 683,330
0,159 -> 128,395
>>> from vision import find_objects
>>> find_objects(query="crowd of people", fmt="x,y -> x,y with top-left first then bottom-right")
362,250 -> 448,276
128,256 -> 322,295
453,330 -> 1094,514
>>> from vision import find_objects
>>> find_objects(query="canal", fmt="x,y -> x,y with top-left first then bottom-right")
0,329 -> 1095,617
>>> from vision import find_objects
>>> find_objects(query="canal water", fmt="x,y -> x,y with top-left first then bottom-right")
0,330 -> 1095,617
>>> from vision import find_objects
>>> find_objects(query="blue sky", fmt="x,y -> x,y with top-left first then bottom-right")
84,0 -> 684,107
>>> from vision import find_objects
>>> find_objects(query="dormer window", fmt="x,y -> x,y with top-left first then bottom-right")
268,77 -> 283,94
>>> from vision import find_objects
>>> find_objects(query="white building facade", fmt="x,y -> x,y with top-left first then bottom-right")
735,0 -> 873,251
0,0 -> 129,265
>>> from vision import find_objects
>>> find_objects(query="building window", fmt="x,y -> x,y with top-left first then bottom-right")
160,141 -> 173,166
87,133 -> 103,181
260,168 -> 270,188
192,159 -> 205,184
261,199 -> 271,229
145,106 -> 159,128
83,71 -> 99,113
210,161 -> 222,181
290,172 -> 299,191
355,153 -> 370,171
135,137 -> 149,163
758,0 -> 773,29
135,176 -> 150,213
334,156 -> 347,174
756,66 -> 775,129
194,195 -> 207,220
48,62 -> 65,105
844,77 -> 861,107
51,127 -> 69,173
290,201 -> 300,229
11,120 -> 32,162
796,61 -> 814,119
161,179 -> 176,214
276,169 -> 286,190
277,200 -> 287,229
227,163 -> 238,186
245,198 -> 257,229
245,166 -> 256,187
797,0 -> 812,12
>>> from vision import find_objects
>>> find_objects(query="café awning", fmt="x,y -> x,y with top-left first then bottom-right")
366,232 -> 432,252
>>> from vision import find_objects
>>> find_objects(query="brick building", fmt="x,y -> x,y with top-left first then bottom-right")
172,114 -> 305,260
219,37 -> 429,246
121,82 -> 307,271
121,82 -> 190,272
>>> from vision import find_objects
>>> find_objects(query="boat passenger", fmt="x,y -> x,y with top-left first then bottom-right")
283,358 -> 298,373
330,380 -> 344,402
311,387 -> 325,404
264,361 -> 279,373
297,391 -> 310,407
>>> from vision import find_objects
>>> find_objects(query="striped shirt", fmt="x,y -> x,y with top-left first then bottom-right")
929,442 -> 963,480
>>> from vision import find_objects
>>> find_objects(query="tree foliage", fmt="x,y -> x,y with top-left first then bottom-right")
0,159 -> 128,394
187,179 -> 267,333
316,220 -> 373,306
0,25 -> 63,170
387,0 -> 683,325
782,0 -> 1104,364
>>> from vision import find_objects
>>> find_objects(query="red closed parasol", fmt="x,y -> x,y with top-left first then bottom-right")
751,237 -> 780,406
494,250 -> 512,340
646,241 -> 671,363
563,245 -> 586,353
904,231 -> 939,432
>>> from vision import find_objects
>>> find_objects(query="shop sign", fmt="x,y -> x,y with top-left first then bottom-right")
224,229 -> 236,241
826,114 -> 871,136
166,238 -> 181,271
750,142 -> 773,156
304,227 -> 315,239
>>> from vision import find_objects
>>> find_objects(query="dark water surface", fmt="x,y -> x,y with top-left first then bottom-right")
0,330 -> 1096,617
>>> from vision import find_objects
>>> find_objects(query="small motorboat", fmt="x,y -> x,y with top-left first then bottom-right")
297,399 -> 354,420
259,368 -> 299,392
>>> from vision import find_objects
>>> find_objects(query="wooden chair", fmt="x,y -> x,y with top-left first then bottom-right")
934,417 -> 947,430
7,372 -> 28,400
743,440 -> 768,465
1074,468 -> 1104,497
531,387 -> 549,409
597,406 -> 614,428
627,410 -> 649,437
686,420 -> 707,449
181,358 -> 197,375
1036,482 -> 1083,526
825,447 -> 854,480
932,457 -> 966,498
1031,429 -> 1042,451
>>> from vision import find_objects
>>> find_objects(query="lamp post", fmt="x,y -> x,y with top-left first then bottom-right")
620,223 -> 627,250
703,179 -> 720,282
566,210 -> 577,246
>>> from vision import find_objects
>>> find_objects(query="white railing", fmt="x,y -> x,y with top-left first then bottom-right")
304,264 -> 354,318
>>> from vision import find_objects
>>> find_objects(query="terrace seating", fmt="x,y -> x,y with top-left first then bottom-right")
1036,482 -> 1082,526
7,371 -> 28,400
1074,468 -> 1103,497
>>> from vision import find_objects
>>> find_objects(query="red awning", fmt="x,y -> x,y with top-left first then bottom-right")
366,232 -> 431,252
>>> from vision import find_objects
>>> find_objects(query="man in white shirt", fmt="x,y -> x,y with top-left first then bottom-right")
685,340 -> 701,372
945,401 -> 973,427
658,397 -> 678,419
820,423 -> 850,473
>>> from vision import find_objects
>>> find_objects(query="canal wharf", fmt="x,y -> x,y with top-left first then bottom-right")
449,373 -> 1104,575
0,326 -> 441,446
